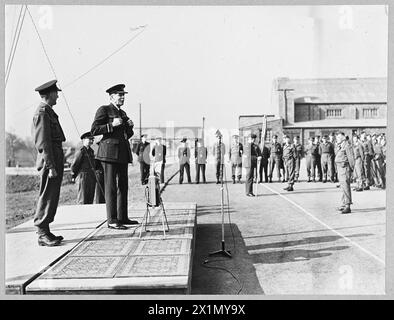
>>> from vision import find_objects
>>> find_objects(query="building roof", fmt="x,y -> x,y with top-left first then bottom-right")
283,118 -> 387,129
276,77 -> 387,104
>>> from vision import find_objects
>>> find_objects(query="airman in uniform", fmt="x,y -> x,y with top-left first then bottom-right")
71,132 -> 98,204
178,138 -> 191,184
305,137 -> 319,182
258,141 -> 270,184
195,139 -> 208,184
335,132 -> 355,214
268,135 -> 282,183
213,134 -> 226,184
319,135 -> 335,183
32,80 -> 65,246
282,135 -> 296,191
229,135 -> 243,184
360,131 -> 373,189
293,136 -> 303,182
91,84 -> 137,229
352,135 -> 365,192
314,136 -> 323,181
136,134 -> 151,185
244,134 -> 261,196
372,135 -> 385,189
329,133 -> 338,183
152,136 -> 166,184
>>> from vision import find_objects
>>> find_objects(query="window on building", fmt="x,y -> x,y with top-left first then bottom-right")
326,109 -> 342,118
363,108 -> 378,118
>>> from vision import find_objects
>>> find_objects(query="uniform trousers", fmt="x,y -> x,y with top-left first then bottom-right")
284,158 -> 295,187
77,171 -> 96,204
258,158 -> 268,182
34,146 -> 64,235
196,164 -> 206,183
245,159 -> 257,194
102,161 -> 129,224
337,164 -> 352,207
269,156 -> 281,181
179,162 -> 191,183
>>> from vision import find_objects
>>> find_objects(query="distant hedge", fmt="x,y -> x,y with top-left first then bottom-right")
6,171 -> 73,193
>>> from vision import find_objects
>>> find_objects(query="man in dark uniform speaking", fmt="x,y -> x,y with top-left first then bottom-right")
91,84 -> 138,229
32,80 -> 65,246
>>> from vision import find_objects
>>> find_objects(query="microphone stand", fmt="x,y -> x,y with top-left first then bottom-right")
209,134 -> 232,258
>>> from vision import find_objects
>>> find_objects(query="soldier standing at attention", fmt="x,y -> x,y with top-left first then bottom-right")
178,138 -> 192,184
151,136 -> 166,184
360,131 -> 373,190
335,132 -> 355,214
245,134 -> 261,197
91,84 -> 137,229
71,132 -> 97,204
136,134 -> 150,185
305,137 -> 319,182
293,136 -> 303,182
282,135 -> 296,191
329,133 -> 338,183
213,134 -> 226,184
268,135 -> 282,183
314,136 -> 323,181
229,135 -> 243,184
319,135 -> 335,183
352,135 -> 365,192
372,135 -> 385,189
258,140 -> 270,184
32,80 -> 65,246
195,139 -> 208,184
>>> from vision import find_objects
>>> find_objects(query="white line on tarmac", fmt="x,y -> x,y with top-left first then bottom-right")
262,184 -> 385,266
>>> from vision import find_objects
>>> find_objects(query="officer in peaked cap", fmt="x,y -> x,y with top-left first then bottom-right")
71,132 -> 99,205
91,83 -> 137,229
32,79 -> 65,246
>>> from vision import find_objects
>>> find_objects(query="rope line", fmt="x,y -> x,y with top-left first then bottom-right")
5,5 -> 27,87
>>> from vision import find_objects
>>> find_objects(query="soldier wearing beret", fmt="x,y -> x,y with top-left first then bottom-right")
71,132 -> 99,204
91,84 -> 137,229
293,136 -> 303,182
244,134 -> 262,196
319,135 -> 335,183
282,135 -> 296,191
178,138 -> 192,184
229,135 -> 243,184
136,134 -> 151,185
32,80 -> 65,246
195,139 -> 208,184
151,136 -> 166,184
335,132 -> 355,214
268,135 -> 282,183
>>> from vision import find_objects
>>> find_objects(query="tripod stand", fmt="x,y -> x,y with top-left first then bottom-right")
209,133 -> 232,258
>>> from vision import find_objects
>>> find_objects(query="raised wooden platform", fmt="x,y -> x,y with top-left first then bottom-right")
9,202 -> 197,295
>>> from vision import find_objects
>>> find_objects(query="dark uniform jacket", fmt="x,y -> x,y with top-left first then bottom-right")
260,145 -> 270,160
195,147 -> 208,164
335,141 -> 355,170
319,142 -> 335,155
178,146 -> 191,164
269,142 -> 282,158
229,142 -> 243,164
294,143 -> 303,159
71,146 -> 99,178
91,104 -> 133,164
152,144 -> 166,163
305,144 -> 319,157
136,141 -> 150,164
283,143 -> 296,160
353,143 -> 365,160
361,140 -> 375,157
33,103 -> 66,170
243,142 -> 261,168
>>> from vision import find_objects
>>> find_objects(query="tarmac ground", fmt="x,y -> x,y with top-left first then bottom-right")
162,160 -> 385,295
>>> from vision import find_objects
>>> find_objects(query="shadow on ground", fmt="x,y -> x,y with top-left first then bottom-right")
191,223 -> 264,295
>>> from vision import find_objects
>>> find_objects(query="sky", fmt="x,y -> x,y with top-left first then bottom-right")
4,5 -> 388,143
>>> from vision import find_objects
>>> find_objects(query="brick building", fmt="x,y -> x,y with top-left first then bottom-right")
239,77 -> 387,144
